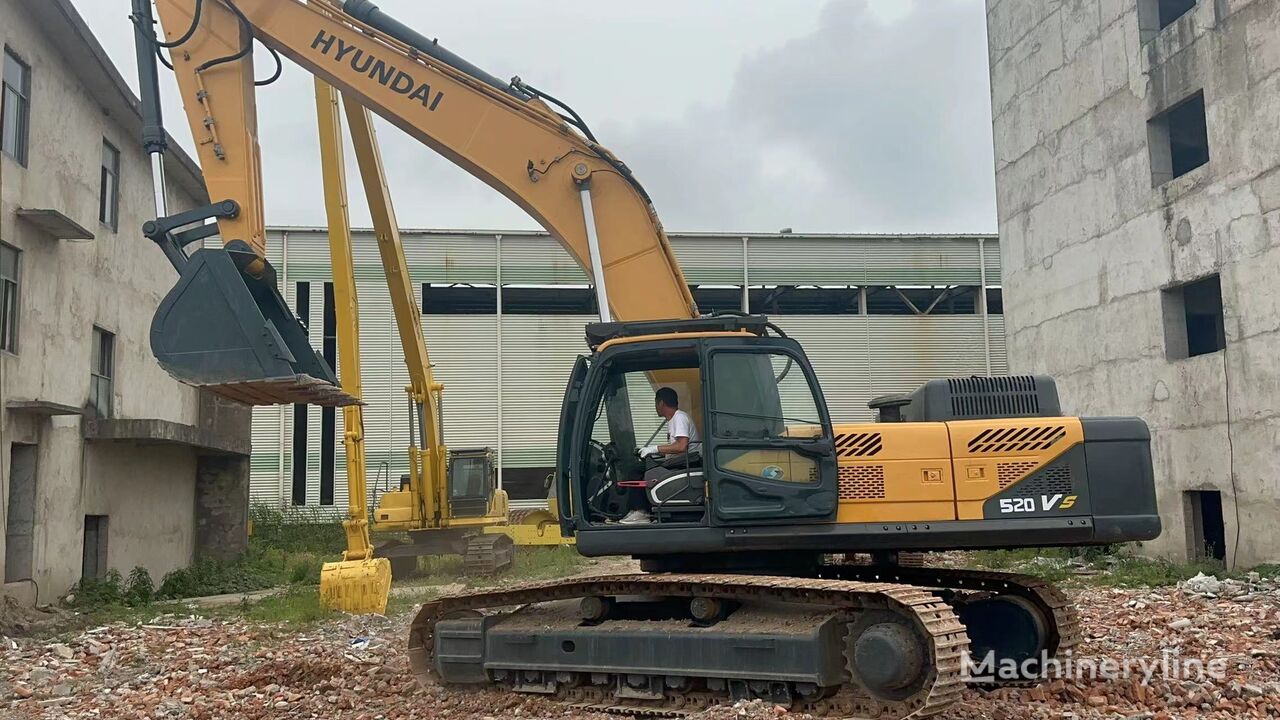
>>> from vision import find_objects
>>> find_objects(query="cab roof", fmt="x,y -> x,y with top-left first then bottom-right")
585,314 -> 772,350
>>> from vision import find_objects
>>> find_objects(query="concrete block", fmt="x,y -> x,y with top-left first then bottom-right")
1029,294 -> 1172,379
987,1 -> 1060,67
1055,356 -> 1165,417
992,96 -> 1040,170
1099,0 -> 1131,29
1245,0 -> 1280,83
995,146 -> 1055,223
1224,330 -> 1280,419
989,53 -> 1020,118
1100,13 -> 1132,96
996,211 -> 1029,272
1253,169 -> 1280,213
1220,415 -> 1280,567
1161,353 -> 1232,428
1165,184 -> 1261,281
1150,423 -> 1232,490
1004,242 -> 1106,329
1013,11 -> 1066,96
1099,215 -> 1169,300
1229,73 -> 1280,180
1062,0 -> 1102,61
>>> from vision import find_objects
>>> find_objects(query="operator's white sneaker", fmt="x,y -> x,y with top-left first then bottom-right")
619,510 -> 652,525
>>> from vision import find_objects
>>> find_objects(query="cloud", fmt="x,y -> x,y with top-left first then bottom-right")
73,0 -> 995,234
602,0 -> 997,234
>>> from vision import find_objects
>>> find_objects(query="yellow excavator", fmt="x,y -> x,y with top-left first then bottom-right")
309,79 -> 516,612
131,1 -> 1161,716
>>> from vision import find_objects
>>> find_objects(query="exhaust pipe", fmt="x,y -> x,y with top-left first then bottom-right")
343,0 -> 531,101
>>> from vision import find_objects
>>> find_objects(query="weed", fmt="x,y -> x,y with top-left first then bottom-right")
241,589 -> 334,626
288,554 -> 322,585
157,559 -> 277,600
1253,564 -> 1280,579
966,546 -> 1277,589
124,567 -> 155,606
249,505 -> 346,555
1094,556 -> 1232,588
69,569 -> 126,608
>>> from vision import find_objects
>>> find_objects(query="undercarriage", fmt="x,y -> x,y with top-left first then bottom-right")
408,564 -> 1079,719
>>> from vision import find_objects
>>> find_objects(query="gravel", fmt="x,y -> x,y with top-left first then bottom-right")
2,579 -> 1277,719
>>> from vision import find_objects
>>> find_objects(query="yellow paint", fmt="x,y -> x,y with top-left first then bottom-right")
319,558 -> 391,615
949,418 -> 1083,519
313,79 -> 388,614
832,422 -> 957,523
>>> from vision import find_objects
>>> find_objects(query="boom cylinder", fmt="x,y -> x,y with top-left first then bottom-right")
342,0 -> 531,100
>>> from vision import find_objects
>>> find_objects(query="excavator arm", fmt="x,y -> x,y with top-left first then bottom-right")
139,0 -> 697,407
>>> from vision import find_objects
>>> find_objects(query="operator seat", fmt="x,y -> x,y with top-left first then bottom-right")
646,452 -> 705,520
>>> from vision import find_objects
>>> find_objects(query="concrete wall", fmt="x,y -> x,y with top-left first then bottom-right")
987,0 -> 1280,566
82,444 -> 198,588
0,0 -> 249,604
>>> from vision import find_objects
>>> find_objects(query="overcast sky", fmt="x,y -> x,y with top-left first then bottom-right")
77,0 -> 995,234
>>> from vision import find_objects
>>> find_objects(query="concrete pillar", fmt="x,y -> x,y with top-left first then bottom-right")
195,454 -> 250,562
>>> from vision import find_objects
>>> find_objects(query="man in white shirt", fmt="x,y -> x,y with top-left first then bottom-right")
620,387 -> 702,524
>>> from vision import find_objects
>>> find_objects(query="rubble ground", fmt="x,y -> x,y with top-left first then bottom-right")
2,558 -> 1278,719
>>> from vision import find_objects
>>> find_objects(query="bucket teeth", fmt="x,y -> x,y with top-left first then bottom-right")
195,374 -> 362,407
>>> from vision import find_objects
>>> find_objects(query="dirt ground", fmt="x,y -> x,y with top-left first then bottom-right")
2,571 -> 1278,719
0,594 -> 64,638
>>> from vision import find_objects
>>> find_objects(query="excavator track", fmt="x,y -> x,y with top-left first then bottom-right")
462,533 -> 515,575
409,573 -> 969,719
819,564 -> 1081,684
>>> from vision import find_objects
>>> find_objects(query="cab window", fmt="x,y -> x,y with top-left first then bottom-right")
710,351 -> 824,485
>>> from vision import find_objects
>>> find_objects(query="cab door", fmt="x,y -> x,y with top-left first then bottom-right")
702,341 -> 839,524
556,355 -> 590,536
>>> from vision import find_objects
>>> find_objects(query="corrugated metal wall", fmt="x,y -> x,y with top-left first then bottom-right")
249,229 -> 1005,511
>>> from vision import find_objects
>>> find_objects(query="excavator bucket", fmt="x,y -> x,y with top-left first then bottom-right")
150,246 -> 359,407
319,557 -> 392,615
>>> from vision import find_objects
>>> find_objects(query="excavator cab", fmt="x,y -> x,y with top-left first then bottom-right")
447,448 -> 497,519
557,316 -> 840,544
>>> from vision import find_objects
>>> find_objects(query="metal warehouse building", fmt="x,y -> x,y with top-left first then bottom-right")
251,228 -> 1007,510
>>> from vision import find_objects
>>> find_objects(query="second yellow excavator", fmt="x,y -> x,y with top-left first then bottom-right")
131,1 -> 1161,716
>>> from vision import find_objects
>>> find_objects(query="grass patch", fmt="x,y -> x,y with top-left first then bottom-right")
966,546 -> 1277,589
1253,564 -> 1280,579
385,546 -> 587,615
238,589 -> 335,626
249,505 -> 346,555
407,545 -> 587,587
1095,556 -> 1231,588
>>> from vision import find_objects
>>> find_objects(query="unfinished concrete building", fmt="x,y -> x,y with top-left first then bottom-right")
986,0 -> 1280,566
0,0 -> 251,605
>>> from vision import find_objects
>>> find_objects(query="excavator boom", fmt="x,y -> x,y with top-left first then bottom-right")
137,0 -> 696,406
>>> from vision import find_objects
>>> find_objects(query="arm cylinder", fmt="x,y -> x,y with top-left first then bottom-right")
130,0 -> 170,217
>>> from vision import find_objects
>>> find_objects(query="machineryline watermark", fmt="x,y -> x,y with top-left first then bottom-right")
964,648 -> 1229,685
